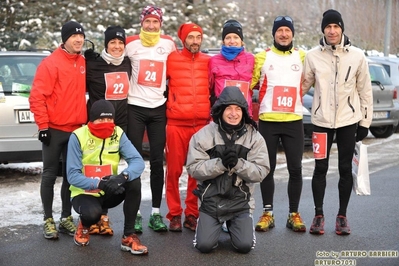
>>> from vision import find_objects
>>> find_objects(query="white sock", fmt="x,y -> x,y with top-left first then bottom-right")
152,208 -> 160,215
137,210 -> 141,215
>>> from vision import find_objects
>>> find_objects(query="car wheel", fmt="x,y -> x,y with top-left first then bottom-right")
369,125 -> 394,138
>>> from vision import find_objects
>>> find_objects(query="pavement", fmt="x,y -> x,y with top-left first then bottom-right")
1,140 -> 399,266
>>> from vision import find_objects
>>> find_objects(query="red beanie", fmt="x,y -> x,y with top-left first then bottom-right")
178,23 -> 203,42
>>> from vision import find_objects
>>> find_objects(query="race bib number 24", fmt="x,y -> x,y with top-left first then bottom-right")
137,59 -> 164,88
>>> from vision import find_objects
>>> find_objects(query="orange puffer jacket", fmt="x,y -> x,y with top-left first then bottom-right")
166,48 -> 211,127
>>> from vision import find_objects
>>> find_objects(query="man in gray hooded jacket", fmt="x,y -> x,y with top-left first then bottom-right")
186,86 -> 269,253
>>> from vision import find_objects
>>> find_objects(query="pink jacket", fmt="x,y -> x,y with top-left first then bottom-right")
208,51 -> 255,116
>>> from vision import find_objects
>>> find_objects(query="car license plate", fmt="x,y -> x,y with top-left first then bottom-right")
18,110 -> 35,123
373,111 -> 388,119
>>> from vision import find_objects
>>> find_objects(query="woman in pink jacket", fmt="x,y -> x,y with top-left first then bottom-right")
208,19 -> 255,117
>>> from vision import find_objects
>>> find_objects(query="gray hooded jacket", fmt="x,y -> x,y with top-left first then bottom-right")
186,86 -> 269,222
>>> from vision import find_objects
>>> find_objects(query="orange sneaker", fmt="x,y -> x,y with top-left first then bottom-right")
99,215 -> 114,235
89,223 -> 100,234
74,219 -> 90,246
121,234 -> 148,255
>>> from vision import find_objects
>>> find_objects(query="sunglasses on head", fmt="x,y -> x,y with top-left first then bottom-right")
274,16 -> 293,23
223,20 -> 242,29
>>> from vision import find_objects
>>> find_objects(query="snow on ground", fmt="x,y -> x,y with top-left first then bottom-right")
0,161 -> 188,228
0,150 -> 298,228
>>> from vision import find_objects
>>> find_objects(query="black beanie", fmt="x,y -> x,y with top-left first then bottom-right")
222,19 -> 244,41
89,100 -> 115,122
321,9 -> 344,33
272,16 -> 295,37
104,26 -> 126,48
61,21 -> 85,43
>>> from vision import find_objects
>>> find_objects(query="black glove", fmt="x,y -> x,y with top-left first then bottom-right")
111,172 -> 128,183
38,129 -> 51,146
356,126 -> 368,142
98,175 -> 123,195
84,48 -> 98,59
98,172 -> 128,195
221,148 -> 238,169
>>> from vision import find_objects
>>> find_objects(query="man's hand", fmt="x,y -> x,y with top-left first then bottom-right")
356,126 -> 368,142
38,129 -> 51,146
98,173 -> 128,195
98,175 -> 121,195
109,172 -> 128,186
221,148 -> 238,169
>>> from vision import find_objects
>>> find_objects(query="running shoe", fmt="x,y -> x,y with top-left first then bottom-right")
121,234 -> 148,255
309,215 -> 325,235
58,215 -> 76,236
169,215 -> 182,232
43,217 -> 59,239
134,213 -> 143,234
286,212 -> 306,232
74,219 -> 90,246
335,215 -> 351,235
255,211 -> 275,232
148,213 -> 168,232
99,215 -> 113,235
183,215 -> 197,231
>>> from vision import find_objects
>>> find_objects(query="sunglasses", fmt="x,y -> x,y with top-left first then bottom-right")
223,20 -> 242,29
274,16 -> 293,23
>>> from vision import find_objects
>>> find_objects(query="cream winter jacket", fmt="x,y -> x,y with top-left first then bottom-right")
302,35 -> 373,128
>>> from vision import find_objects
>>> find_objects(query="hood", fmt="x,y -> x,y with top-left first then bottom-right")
211,86 -> 256,129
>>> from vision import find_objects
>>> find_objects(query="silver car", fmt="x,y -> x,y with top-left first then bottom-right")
368,60 -> 399,138
0,51 -> 49,164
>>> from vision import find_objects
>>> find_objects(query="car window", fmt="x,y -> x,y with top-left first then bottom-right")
368,64 -> 392,86
379,63 -> 391,76
0,56 -> 43,93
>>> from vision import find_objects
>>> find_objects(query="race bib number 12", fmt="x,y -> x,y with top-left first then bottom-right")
312,132 -> 328,160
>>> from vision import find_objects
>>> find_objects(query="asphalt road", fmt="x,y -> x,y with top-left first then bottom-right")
1,137 -> 398,266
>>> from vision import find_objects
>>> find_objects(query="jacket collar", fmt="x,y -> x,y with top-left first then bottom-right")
181,47 -> 200,59
270,45 -> 296,55
319,34 -> 351,52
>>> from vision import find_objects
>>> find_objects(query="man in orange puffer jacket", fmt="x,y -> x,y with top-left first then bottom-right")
165,23 -> 210,232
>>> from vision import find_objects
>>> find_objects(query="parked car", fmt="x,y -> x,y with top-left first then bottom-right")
0,51 -> 49,164
367,56 -> 399,132
303,60 -> 399,139
367,56 -> 399,87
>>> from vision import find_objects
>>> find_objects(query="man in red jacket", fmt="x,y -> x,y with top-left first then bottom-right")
165,23 -> 211,232
29,20 -> 87,240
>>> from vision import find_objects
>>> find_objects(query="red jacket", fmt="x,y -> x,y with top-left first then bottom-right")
29,46 -> 87,132
166,48 -> 210,126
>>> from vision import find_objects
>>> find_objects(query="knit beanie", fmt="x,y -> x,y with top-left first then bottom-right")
321,9 -> 344,33
178,23 -> 203,42
272,16 -> 295,37
140,5 -> 163,26
61,21 -> 85,43
104,26 -> 126,48
89,100 -> 115,122
222,20 -> 244,41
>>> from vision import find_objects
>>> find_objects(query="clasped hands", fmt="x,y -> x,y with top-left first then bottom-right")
98,173 -> 128,195
221,148 -> 238,169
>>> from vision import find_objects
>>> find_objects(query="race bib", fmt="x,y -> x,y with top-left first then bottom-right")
84,164 -> 112,178
312,132 -> 327,160
137,59 -> 163,88
225,80 -> 250,100
272,86 -> 297,112
104,72 -> 129,100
